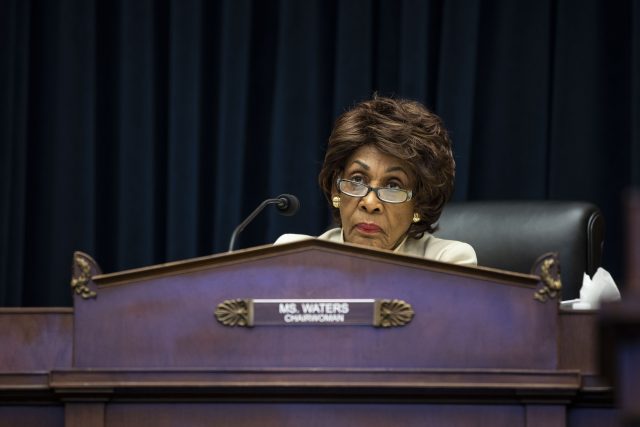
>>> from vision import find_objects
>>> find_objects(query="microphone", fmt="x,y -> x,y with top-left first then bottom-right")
228,194 -> 300,252
274,193 -> 299,216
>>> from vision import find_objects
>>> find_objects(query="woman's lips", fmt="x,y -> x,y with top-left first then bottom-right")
356,223 -> 382,233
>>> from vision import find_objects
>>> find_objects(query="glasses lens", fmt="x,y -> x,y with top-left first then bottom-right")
339,180 -> 368,196
378,188 -> 409,203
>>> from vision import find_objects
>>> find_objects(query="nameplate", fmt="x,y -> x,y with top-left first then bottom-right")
214,298 -> 414,328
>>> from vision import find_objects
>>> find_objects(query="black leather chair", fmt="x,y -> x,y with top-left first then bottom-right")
435,201 -> 605,300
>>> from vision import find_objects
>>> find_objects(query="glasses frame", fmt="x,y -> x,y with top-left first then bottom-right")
336,178 -> 413,204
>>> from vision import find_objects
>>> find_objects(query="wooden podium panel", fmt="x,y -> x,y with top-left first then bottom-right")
0,240 -> 619,426
0,308 -> 71,427
103,403 -> 525,427
73,240 -> 556,370
0,406 -> 64,427
0,308 -> 72,371
600,298 -> 640,427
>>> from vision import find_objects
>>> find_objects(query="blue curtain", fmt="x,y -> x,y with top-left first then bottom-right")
1,0 -> 638,306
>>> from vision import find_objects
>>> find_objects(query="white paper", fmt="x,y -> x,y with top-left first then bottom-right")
565,267 -> 621,310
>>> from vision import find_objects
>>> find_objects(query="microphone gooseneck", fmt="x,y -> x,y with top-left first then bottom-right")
228,194 -> 300,252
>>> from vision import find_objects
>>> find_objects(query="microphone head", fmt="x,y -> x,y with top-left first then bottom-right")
275,194 -> 300,216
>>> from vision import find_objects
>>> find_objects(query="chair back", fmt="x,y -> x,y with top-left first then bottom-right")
436,201 -> 605,299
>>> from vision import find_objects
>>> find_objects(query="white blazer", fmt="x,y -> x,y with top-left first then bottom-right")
275,228 -> 477,266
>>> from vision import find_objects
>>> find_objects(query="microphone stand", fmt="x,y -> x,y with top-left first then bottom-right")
228,197 -> 286,252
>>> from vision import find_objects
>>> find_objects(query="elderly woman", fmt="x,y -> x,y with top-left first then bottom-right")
276,96 -> 477,266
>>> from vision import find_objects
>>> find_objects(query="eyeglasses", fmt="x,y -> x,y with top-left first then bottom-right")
336,178 -> 413,204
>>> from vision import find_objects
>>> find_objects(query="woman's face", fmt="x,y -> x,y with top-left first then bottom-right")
334,145 -> 416,250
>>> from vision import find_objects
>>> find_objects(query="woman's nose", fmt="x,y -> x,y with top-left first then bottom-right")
358,190 -> 382,212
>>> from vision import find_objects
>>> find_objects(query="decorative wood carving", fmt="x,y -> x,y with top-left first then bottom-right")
71,251 -> 100,300
532,252 -> 562,302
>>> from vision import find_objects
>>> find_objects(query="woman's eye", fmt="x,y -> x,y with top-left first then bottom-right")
350,175 -> 365,183
386,181 -> 402,189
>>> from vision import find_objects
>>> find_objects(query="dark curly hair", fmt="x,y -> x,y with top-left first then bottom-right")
318,96 -> 455,238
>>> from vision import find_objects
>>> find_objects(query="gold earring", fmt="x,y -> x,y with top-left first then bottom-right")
412,213 -> 420,223
332,196 -> 341,208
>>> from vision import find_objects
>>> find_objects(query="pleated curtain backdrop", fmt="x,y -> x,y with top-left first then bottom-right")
1,0 -> 639,306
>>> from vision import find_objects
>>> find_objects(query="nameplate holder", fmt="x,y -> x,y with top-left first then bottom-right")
214,298 -> 414,328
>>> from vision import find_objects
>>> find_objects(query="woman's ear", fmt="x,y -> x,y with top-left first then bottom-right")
331,170 -> 342,194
